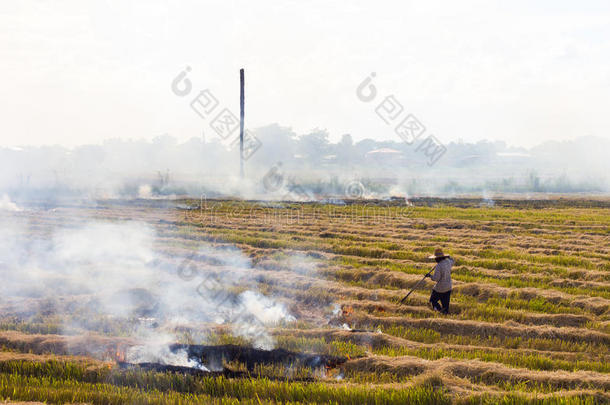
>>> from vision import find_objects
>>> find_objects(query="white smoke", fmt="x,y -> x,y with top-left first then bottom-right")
1,134 -> 608,203
286,254 -> 320,276
0,194 -> 21,212
481,190 -> 495,207
0,212 -> 297,363
126,331 -> 209,371
234,291 -> 295,349
138,184 -> 153,198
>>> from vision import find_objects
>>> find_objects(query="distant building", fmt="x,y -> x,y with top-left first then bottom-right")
322,154 -> 337,163
365,148 -> 403,164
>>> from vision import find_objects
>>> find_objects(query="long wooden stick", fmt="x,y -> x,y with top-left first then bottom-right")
399,266 -> 436,305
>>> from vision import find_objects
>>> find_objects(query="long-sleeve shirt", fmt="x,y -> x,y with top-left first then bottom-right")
430,257 -> 454,293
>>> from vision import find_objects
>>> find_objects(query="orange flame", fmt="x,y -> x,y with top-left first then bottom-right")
342,305 -> 354,316
109,344 -> 126,363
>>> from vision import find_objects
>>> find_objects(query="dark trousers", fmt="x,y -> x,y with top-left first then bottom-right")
430,289 -> 451,314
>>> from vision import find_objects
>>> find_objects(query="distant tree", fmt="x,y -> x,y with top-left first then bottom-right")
528,170 -> 543,192
339,134 -> 353,148
298,128 -> 330,164
353,138 -> 377,157
248,124 -> 297,166
335,134 -> 356,165
152,134 -> 177,147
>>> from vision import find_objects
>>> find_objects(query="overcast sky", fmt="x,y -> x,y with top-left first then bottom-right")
1,0 -> 609,148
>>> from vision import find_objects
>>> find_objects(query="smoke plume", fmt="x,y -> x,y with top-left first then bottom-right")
0,210 -> 296,364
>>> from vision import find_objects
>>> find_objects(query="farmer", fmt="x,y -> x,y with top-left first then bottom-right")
426,248 -> 454,314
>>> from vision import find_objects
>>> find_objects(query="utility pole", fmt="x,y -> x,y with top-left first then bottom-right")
239,68 -> 245,178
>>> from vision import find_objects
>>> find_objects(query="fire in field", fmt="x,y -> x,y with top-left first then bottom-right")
0,197 -> 607,404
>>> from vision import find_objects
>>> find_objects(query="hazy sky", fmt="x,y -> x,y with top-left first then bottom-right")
1,0 -> 609,148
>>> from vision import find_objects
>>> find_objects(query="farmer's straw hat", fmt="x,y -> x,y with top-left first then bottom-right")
428,248 -> 449,260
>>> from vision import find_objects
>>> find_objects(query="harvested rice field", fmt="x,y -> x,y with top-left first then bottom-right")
0,197 -> 608,404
